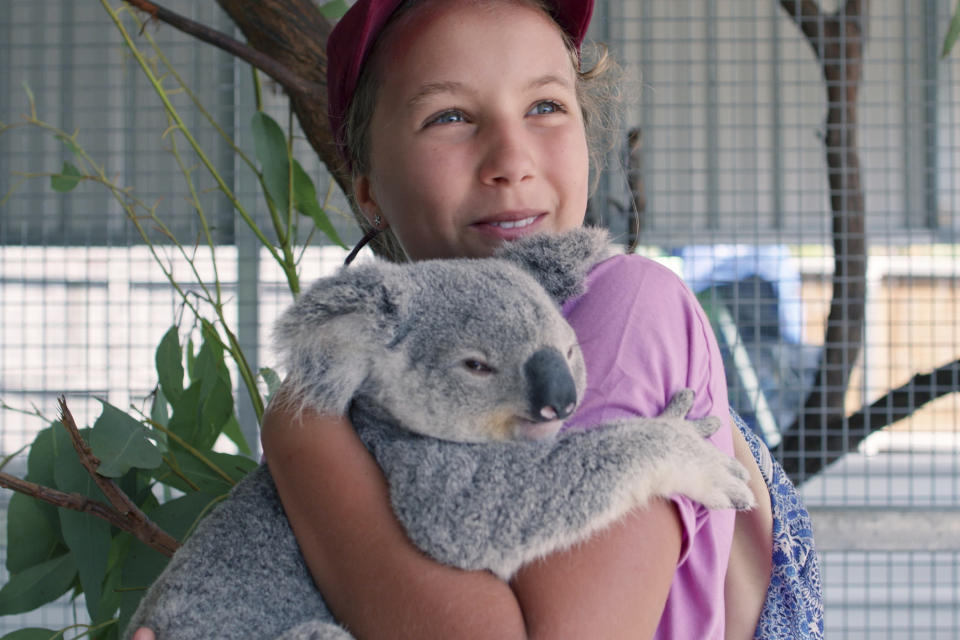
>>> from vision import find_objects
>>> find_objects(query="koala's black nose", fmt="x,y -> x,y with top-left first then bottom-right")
524,347 -> 578,422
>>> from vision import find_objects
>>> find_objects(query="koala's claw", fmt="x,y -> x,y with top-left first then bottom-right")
697,456 -> 756,511
660,388 -> 695,418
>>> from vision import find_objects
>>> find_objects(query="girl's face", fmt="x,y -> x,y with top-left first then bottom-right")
354,0 -> 590,261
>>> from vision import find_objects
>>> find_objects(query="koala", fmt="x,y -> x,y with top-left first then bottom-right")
125,228 -> 755,640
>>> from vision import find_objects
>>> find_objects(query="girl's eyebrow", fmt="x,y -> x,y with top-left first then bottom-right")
407,81 -> 466,109
407,74 -> 574,110
527,74 -> 574,91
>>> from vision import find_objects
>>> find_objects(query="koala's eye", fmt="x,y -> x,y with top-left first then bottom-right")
463,359 -> 495,375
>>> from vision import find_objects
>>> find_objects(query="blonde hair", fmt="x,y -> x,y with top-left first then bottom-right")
342,0 -> 623,262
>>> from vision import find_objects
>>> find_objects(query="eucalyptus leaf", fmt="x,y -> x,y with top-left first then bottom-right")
89,400 -> 163,477
251,112 -> 291,213
259,367 -> 282,405
52,424 -> 111,623
167,379 -> 232,453
118,492 -> 222,630
220,414 -> 251,456
150,385 -> 170,431
6,493 -> 64,574
54,132 -> 82,155
292,159 -> 346,248
0,628 -> 65,640
58,507 -> 110,623
50,161 -> 83,192
167,383 -> 202,450
24,427 -> 61,532
318,0 -> 349,20
157,451 -> 256,496
156,326 -> 184,404
0,553 -> 76,615
944,1 -> 960,58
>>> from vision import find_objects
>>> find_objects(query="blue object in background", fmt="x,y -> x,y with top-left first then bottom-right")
674,245 -> 821,448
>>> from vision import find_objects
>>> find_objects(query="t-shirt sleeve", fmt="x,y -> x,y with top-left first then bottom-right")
560,253 -> 735,560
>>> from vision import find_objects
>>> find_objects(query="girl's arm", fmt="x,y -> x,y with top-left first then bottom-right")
261,399 -> 680,640
260,401 -> 525,640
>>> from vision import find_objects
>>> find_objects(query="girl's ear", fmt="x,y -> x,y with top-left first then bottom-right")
353,173 -> 387,228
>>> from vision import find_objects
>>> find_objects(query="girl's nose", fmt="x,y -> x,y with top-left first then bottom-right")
477,122 -> 535,186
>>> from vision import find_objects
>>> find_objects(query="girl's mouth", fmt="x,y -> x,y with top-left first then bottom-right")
473,212 -> 546,238
487,215 -> 538,230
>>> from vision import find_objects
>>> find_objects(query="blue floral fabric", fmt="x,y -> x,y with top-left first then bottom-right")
731,411 -> 824,639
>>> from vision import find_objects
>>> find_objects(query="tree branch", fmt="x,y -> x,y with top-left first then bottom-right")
0,471 -> 133,533
55,398 -> 181,556
124,0 -> 323,100
0,467 -> 180,557
780,358 -> 960,484
0,399 -> 181,557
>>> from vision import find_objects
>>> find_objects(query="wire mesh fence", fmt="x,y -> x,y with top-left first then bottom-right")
1,0 -> 958,637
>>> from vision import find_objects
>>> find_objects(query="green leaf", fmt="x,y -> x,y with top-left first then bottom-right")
96,562 -> 123,626
150,385 -> 170,430
117,492 -> 222,631
220,414 -> 251,456
54,133 -> 82,155
50,161 -> 83,192
52,425 -> 111,623
944,1 -> 960,58
0,553 -> 76,615
24,427 -> 62,532
318,0 -> 350,20
259,367 -> 282,405
6,493 -> 65,573
185,336 -> 198,382
251,111 -> 291,213
157,451 -> 256,495
89,400 -> 163,477
58,508 -> 110,623
0,628 -> 65,640
292,159 -> 346,248
168,380 -> 232,453
156,326 -> 184,404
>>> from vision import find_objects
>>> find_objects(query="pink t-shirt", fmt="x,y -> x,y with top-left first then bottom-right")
561,253 -> 735,639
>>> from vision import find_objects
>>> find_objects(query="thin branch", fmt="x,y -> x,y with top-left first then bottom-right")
58,398 -> 142,517
0,471 -> 133,531
123,0 -> 323,99
781,358 -> 960,484
54,398 -> 181,557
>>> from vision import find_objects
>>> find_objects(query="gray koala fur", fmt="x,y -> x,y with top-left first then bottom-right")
126,228 -> 755,640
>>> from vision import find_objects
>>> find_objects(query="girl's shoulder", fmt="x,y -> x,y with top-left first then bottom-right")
563,251 -> 703,322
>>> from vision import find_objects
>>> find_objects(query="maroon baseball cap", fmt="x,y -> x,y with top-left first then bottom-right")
326,0 -> 595,162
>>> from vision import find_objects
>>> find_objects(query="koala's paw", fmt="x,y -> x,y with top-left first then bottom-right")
659,390 -> 721,437
660,388 -> 695,418
274,620 -> 353,640
692,450 -> 757,511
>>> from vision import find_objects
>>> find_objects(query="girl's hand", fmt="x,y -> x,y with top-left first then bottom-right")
131,629 -> 155,640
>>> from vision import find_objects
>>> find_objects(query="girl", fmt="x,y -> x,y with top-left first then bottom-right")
138,0 -> 787,637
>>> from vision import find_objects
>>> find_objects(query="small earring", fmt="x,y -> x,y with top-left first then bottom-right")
373,214 -> 383,228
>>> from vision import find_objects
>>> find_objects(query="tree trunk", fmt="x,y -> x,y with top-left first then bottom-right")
777,0 -> 870,483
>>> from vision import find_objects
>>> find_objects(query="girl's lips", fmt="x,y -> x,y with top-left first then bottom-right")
472,212 -> 546,238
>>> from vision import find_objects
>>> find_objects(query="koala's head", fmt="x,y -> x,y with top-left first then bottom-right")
274,228 -> 612,443
361,259 -> 586,443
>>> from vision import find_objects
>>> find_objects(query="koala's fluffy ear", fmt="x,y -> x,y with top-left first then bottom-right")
272,263 -> 406,415
494,227 -> 615,303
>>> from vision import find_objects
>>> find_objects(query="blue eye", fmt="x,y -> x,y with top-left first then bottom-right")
529,100 -> 565,116
427,109 -> 467,126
